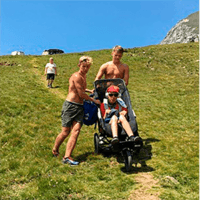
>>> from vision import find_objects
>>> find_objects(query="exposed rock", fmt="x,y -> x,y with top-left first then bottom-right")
160,11 -> 199,44
11,51 -> 25,55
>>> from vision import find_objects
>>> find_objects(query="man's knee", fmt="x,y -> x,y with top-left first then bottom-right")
72,128 -> 81,138
61,127 -> 70,137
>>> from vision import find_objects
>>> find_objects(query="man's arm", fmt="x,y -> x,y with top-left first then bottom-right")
85,88 -> 93,93
124,64 -> 129,86
74,76 -> 100,104
44,64 -> 48,75
54,67 -> 57,75
95,64 -> 106,81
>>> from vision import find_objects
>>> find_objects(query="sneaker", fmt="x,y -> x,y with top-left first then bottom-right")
129,136 -> 140,142
62,157 -> 79,165
134,136 -> 141,142
129,136 -> 143,147
129,135 -> 134,141
111,137 -> 119,145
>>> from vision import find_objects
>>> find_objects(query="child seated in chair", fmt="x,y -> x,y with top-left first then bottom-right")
100,85 -> 139,145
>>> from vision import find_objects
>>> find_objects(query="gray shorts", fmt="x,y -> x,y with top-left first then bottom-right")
61,100 -> 84,127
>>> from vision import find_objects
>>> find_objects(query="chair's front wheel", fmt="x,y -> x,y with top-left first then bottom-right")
124,150 -> 132,172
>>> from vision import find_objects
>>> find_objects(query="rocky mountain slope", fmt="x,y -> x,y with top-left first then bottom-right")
160,11 -> 199,44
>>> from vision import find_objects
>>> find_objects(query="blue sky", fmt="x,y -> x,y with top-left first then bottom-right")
0,0 -> 199,55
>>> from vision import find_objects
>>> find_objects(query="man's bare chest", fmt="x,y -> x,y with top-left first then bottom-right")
106,65 -> 124,76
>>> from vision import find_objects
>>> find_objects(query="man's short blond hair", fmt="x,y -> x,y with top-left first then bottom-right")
112,45 -> 124,54
79,56 -> 93,65
49,57 -> 53,60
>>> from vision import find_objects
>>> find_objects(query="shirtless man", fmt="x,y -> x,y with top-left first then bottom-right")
95,45 -> 129,86
52,56 -> 100,165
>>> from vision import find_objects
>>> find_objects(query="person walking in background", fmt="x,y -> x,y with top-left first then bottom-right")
52,56 -> 100,165
95,45 -> 129,86
44,57 -> 57,88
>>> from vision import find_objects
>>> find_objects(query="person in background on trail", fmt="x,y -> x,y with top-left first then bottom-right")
95,45 -> 129,86
100,85 -> 139,145
52,56 -> 101,165
44,57 -> 57,88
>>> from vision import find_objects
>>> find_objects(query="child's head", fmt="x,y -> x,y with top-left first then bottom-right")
106,85 -> 119,104
49,57 -> 54,63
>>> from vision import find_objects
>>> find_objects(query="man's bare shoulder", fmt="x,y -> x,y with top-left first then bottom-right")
70,72 -> 81,82
73,72 -> 82,78
120,62 -> 129,69
101,61 -> 112,67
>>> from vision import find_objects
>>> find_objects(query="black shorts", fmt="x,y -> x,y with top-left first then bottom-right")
61,101 -> 84,127
47,74 -> 55,80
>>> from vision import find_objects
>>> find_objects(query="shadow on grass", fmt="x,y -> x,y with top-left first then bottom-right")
76,138 -> 159,172
52,86 -> 61,89
119,137 -> 160,174
143,138 -> 160,145
100,137 -> 159,174
120,165 -> 155,174
76,152 -> 94,162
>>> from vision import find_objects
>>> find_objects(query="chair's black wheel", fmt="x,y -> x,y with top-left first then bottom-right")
124,150 -> 132,172
94,133 -> 100,154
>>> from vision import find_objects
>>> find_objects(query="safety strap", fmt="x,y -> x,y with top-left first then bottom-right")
103,98 -> 127,112
117,98 -> 127,108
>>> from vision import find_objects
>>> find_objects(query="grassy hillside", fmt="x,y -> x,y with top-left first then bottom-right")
0,43 -> 199,199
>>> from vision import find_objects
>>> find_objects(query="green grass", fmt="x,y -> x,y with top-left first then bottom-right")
0,43 -> 199,199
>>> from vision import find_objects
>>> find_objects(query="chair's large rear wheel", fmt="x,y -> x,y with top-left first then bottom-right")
124,150 -> 132,172
94,133 -> 100,154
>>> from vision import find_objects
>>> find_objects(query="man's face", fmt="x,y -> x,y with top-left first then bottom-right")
50,59 -> 54,64
112,51 -> 123,62
80,61 -> 91,74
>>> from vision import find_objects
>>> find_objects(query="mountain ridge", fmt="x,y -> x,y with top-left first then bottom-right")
160,11 -> 199,44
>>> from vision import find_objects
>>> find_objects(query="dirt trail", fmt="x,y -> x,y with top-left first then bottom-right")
30,58 -> 66,100
129,173 -> 161,200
